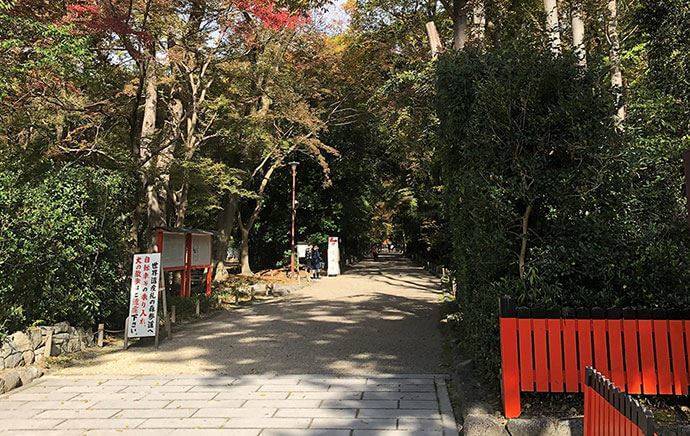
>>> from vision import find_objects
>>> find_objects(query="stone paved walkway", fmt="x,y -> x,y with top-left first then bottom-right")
0,374 -> 457,435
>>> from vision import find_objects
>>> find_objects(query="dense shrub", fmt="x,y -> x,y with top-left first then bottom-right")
437,41 -> 690,381
0,163 -> 131,334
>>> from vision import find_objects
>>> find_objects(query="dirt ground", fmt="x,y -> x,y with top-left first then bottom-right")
56,254 -> 448,376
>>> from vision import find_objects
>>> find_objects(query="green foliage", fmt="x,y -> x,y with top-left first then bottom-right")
437,40 -> 690,380
0,161 -> 131,334
0,11 -> 92,100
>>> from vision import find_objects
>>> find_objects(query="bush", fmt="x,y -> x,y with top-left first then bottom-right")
437,41 -> 690,382
0,163 -> 131,334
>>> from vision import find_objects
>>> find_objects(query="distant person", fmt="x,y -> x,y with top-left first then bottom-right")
310,245 -> 322,279
371,245 -> 379,261
304,246 -> 312,277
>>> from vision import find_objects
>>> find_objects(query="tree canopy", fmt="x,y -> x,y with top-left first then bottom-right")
1,0 -> 688,393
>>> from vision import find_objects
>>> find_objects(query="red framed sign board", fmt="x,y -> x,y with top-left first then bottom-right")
155,228 -> 213,297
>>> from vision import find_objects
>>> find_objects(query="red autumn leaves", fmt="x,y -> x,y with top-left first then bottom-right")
64,0 -> 308,39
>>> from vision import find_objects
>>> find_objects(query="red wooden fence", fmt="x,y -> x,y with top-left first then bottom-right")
584,367 -> 690,436
499,297 -> 690,418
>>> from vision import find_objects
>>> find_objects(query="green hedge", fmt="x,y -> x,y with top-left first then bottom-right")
437,41 -> 690,381
0,163 -> 131,334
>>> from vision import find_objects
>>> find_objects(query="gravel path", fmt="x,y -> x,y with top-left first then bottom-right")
57,254 -> 446,376
0,255 -> 459,434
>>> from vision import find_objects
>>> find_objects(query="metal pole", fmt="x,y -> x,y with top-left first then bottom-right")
289,162 -> 299,275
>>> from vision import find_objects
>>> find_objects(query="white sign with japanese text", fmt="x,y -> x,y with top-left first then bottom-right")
128,253 -> 161,338
327,236 -> 340,276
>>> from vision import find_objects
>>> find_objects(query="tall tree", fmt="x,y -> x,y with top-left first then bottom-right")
543,0 -> 562,54
571,0 -> 587,67
606,0 -> 626,127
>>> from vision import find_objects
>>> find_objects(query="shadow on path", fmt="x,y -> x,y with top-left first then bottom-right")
59,255 -> 447,376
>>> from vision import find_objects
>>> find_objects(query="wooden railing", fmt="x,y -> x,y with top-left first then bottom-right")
499,297 -> 690,418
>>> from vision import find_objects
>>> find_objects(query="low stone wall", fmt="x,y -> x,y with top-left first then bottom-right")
1,322 -> 94,370
1,322 -> 94,394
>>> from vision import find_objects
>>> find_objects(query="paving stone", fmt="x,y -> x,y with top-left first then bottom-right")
223,417 -> 311,428
262,430 -> 350,436
401,385 -> 436,392
19,400 -> 97,409
34,409 -> 121,419
275,408 -> 358,418
73,393 -> 147,401
83,431 -> 173,436
169,431 -> 259,436
188,385 -> 258,393
242,399 -> 321,408
298,377 -> 367,385
193,407 -> 275,418
165,377 -> 237,386
0,408 -> 41,418
18,385 -> 61,394
400,400 -> 440,409
258,384 -> 327,392
214,391 -> 287,400
9,393 -> 78,401
143,392 -> 217,400
140,418 -> 228,428
353,431 -> 442,436
364,392 -> 436,400
114,408 -> 197,418
0,401 -> 27,409
166,400 -> 245,409
3,431 -> 84,436
2,418 -> 66,429
100,379 -> 162,386
288,391 -> 362,400
320,400 -> 398,409
234,377 -> 301,385
367,378 -> 435,385
90,400 -> 171,409
359,409 -> 441,419
57,385 -> 125,393
0,373 -> 457,434
55,418 -> 145,429
120,385 -> 192,393
310,418 -> 397,430
38,378 -> 103,386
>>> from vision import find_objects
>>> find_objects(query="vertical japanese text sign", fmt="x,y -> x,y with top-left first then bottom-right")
128,253 -> 161,338
328,236 -> 340,276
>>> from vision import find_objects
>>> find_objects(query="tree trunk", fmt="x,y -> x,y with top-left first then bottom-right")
571,0 -> 587,68
159,93 -> 182,225
452,0 -> 468,50
470,0 -> 486,43
139,54 -> 164,248
519,204 -> 533,279
543,0 -> 562,55
213,194 -> 239,281
239,222 -> 252,275
425,21 -> 443,58
606,0 -> 626,128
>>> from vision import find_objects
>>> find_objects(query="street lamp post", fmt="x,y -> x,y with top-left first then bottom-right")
289,161 -> 299,276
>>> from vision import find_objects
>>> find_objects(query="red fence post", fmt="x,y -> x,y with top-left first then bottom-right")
500,297 -> 521,418
184,233 -> 192,298
205,266 -> 212,297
